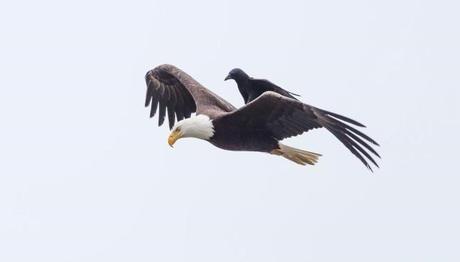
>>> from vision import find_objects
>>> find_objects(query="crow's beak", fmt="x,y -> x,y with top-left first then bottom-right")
224,74 -> 231,81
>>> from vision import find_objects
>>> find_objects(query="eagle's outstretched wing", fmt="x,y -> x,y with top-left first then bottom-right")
218,91 -> 380,170
145,64 -> 235,129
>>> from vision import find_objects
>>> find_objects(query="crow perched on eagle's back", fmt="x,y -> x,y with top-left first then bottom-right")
224,68 -> 300,104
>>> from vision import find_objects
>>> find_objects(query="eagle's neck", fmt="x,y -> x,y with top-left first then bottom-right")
176,115 -> 215,140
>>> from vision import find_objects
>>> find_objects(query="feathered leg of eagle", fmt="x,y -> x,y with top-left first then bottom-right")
271,143 -> 322,166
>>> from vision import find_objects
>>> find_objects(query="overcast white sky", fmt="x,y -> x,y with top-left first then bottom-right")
1,0 -> 459,261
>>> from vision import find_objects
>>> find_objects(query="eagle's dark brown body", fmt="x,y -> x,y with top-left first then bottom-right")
210,120 -> 279,152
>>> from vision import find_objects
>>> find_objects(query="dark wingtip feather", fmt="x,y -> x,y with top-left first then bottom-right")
319,109 -> 366,127
158,100 -> 166,126
150,93 -> 159,118
332,119 -> 379,146
347,124 -> 379,146
145,89 -> 152,107
145,72 -> 153,107
343,128 -> 381,158
167,106 -> 176,129
320,115 -> 380,171
323,125 -> 369,169
348,136 -> 379,168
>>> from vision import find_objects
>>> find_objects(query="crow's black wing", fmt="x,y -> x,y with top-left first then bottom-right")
250,78 -> 300,100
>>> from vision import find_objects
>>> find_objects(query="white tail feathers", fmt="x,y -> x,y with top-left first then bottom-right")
271,144 -> 322,166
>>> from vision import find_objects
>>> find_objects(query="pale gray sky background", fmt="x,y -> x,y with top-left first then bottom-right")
1,0 -> 459,261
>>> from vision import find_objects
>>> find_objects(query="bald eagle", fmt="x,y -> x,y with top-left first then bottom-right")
145,64 -> 380,170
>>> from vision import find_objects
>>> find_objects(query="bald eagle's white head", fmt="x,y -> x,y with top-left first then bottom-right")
168,115 -> 214,147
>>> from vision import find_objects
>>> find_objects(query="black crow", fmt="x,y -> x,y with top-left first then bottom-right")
224,68 -> 300,103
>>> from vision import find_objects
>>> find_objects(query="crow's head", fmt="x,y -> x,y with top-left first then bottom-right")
224,68 -> 249,82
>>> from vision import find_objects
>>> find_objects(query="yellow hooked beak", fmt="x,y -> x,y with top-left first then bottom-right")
168,130 -> 182,148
